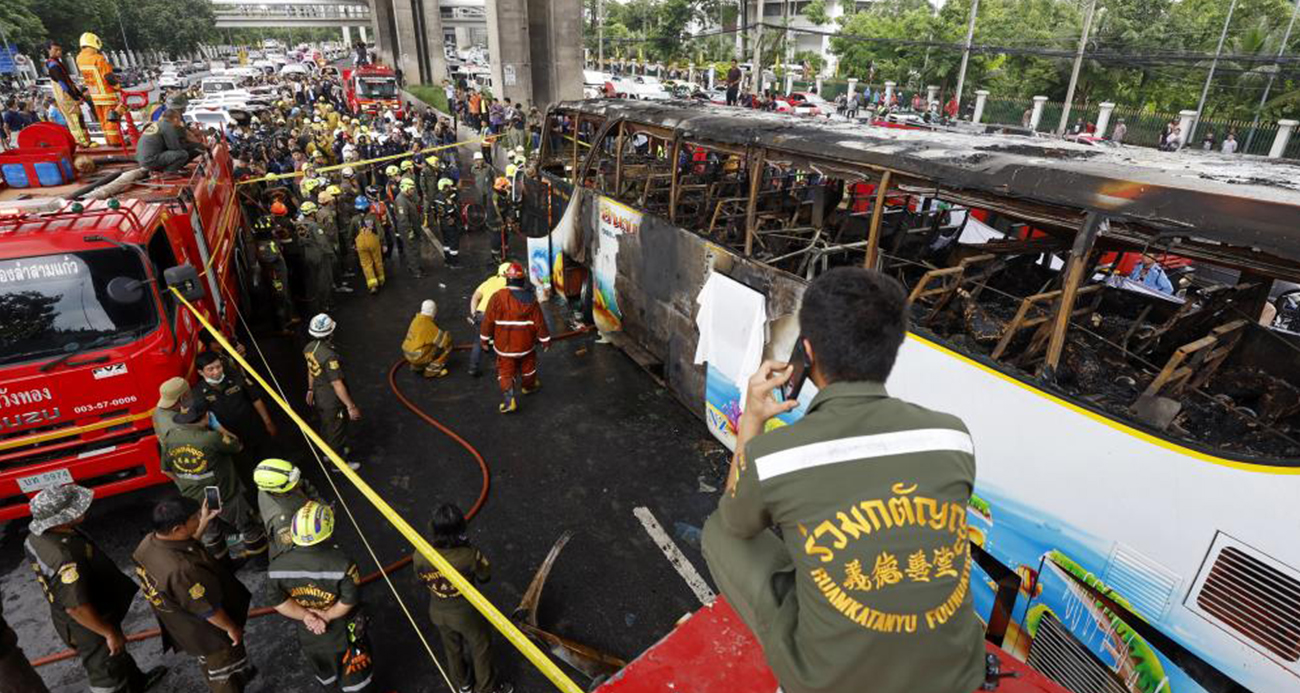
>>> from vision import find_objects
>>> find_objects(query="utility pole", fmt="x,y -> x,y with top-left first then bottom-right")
114,0 -> 133,55
1192,0 -> 1239,142
954,0 -> 980,115
597,0 -> 604,70
1058,0 -> 1098,135
751,12 -> 763,95
1245,0 -> 1298,153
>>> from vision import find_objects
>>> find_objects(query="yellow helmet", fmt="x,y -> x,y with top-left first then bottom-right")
505,164 -> 518,178
318,190 -> 336,205
80,32 -> 102,50
299,201 -> 319,214
385,165 -> 400,177
400,159 -> 414,171
325,185 -> 343,196
399,177 -> 416,191
302,178 -> 320,193
253,458 -> 300,493
291,501 -> 335,546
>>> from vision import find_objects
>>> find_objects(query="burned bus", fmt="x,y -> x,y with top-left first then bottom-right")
535,100 -> 1300,693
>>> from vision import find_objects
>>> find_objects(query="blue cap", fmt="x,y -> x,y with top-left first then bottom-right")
354,195 -> 370,211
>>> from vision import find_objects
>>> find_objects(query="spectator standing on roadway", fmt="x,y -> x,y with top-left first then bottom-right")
701,267 -> 986,693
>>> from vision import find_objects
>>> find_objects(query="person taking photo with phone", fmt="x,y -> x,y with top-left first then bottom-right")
701,267 -> 985,693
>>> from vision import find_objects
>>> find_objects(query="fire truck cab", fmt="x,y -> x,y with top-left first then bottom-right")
0,143 -> 244,520
343,64 -> 404,119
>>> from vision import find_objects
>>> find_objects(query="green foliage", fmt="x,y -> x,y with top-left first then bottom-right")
408,84 -> 450,114
0,0 -> 48,54
21,0 -> 217,57
803,0 -> 830,27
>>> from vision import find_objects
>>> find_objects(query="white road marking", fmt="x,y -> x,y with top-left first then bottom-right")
633,506 -> 716,605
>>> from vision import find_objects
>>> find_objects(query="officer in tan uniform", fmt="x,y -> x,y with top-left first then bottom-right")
133,496 -> 254,693
23,485 -> 167,693
702,268 -> 986,693
267,502 -> 373,692
412,504 -> 512,693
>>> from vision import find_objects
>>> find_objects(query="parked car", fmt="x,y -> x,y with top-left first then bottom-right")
158,72 -> 190,89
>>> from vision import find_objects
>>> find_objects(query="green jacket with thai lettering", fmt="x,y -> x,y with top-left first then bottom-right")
719,381 -> 985,693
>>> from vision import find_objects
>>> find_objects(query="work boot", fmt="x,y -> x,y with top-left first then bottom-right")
499,389 -> 517,413
522,379 -> 540,395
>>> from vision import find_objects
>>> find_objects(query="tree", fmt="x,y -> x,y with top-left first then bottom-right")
803,0 -> 830,27
0,0 -> 49,53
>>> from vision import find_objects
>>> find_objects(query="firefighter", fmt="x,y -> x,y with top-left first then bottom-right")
480,262 -> 550,413
402,300 -> 453,378
160,394 -> 268,563
434,178 -> 462,268
466,263 -> 510,378
415,154 -> 439,220
394,177 -> 425,278
133,496 -> 253,693
297,201 -> 335,314
316,189 -> 351,294
23,485 -> 168,693
254,459 -> 324,560
304,314 -> 362,469
44,41 -> 90,146
75,33 -> 126,146
268,503 -> 373,692
354,203 -> 386,294
335,178 -> 359,277
488,177 -> 512,263
253,216 -> 296,334
413,503 -> 512,693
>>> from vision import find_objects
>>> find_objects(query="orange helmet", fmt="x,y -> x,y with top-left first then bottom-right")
270,201 -> 288,216
493,176 -> 510,193
503,262 -> 525,280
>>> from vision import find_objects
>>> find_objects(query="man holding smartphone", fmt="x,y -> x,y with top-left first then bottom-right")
701,268 -> 985,693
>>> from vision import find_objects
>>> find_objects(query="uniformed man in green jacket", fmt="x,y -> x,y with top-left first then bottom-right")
0,583 -> 50,693
252,216 -> 295,334
268,502 -> 373,692
297,200 -> 334,315
253,458 -> 324,560
413,503 -> 512,693
23,485 -> 167,693
160,394 -> 268,562
153,377 -> 190,451
134,496 -> 253,693
394,177 -> 425,277
304,314 -> 362,469
701,267 -> 985,693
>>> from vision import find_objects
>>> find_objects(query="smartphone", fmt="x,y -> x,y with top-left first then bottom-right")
204,486 -> 222,512
782,337 -> 811,402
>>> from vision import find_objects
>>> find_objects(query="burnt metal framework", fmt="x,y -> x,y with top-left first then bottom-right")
539,98 -> 1300,464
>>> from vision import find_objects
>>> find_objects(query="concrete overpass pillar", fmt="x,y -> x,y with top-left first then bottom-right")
342,26 -> 352,45
527,0 -> 583,106
392,0 -> 421,85
360,26 -> 368,44
420,0 -> 448,84
370,0 -> 396,66
487,0 -> 534,103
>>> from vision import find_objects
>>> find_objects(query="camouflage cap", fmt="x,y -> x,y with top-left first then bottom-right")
29,484 -> 94,536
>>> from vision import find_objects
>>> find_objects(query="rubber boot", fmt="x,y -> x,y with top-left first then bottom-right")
499,387 -> 517,414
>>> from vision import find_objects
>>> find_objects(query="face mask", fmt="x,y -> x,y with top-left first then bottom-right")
203,372 -> 225,386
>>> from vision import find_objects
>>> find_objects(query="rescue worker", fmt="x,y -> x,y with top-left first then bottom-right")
394,177 -> 425,277
153,377 -> 191,446
304,314 -> 362,469
466,263 -> 510,378
488,178 -> 512,262
254,459 -> 324,560
44,40 -> 90,146
297,200 -> 335,314
480,263 -> 550,413
23,485 -> 168,693
253,216 -> 296,334
350,196 -> 386,293
0,583 -> 50,693
133,496 -> 254,693
413,503 -> 512,693
471,152 -> 492,216
415,155 -> 439,220
268,503 -> 374,692
75,33 -> 127,146
402,300 -> 453,378
434,178 -> 462,268
137,109 -> 205,173
316,188 -> 352,293
335,179 -> 359,279
160,394 -> 268,562
195,351 -> 277,480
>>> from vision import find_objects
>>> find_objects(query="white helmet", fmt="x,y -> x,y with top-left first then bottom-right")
308,313 -> 336,338
341,166 -> 355,177
420,299 -> 436,318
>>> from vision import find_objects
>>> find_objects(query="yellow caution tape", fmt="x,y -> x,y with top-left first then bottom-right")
238,134 -> 502,186
170,288 -> 584,693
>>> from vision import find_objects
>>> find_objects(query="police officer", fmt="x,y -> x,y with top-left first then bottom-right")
23,485 -> 167,693
304,314 -> 362,469
133,496 -> 254,693
195,351 -> 277,480
413,503 -> 512,693
394,177 -> 425,277
253,216 -> 295,334
434,178 -> 462,269
297,200 -> 334,314
253,459 -> 324,560
268,503 -> 374,692
160,394 -> 268,562
0,583 -> 51,693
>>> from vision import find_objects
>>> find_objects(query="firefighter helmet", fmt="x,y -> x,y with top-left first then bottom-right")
400,159 -> 414,171
253,459 -> 300,493
505,164 -> 518,178
438,178 -> 453,191
325,185 -> 342,196
385,164 -> 400,177
399,178 -> 416,191
341,166 -> 355,178
270,201 -> 288,216
291,501 -> 335,546
354,195 -> 371,211
317,190 -> 335,205
503,262 -> 525,280
299,201 -> 318,214
493,177 -> 510,193
79,33 -> 102,50
308,313 -> 336,338
497,262 -> 513,277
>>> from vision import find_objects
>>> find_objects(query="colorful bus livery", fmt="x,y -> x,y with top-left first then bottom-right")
0,144 -> 243,520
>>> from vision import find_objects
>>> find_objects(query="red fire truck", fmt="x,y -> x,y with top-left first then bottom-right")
343,64 -> 404,119
0,140 -> 244,520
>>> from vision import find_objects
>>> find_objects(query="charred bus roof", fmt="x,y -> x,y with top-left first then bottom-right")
557,99 -> 1300,275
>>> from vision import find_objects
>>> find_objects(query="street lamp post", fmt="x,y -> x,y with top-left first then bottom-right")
1058,0 -> 1100,135
1191,0 -> 1239,142
954,0 -> 980,115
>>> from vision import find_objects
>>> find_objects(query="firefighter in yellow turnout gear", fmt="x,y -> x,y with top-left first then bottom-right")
402,300 -> 453,378
350,196 -> 385,294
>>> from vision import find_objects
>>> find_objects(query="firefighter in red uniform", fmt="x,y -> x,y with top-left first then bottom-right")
479,262 -> 550,413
